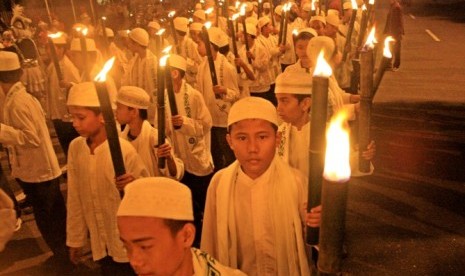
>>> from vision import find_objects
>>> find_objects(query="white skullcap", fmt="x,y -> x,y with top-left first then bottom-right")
195,3 -> 203,10
117,177 -> 194,221
117,86 -> 150,109
70,38 -> 97,52
174,17 -> 189,33
258,16 -> 271,29
190,22 -> 203,32
169,54 -> 187,71
327,9 -> 340,17
0,51 -> 20,71
193,10 -> 206,21
99,27 -> 114,38
245,16 -> 258,27
207,27 -> 225,47
147,21 -> 161,30
310,15 -> 326,25
307,36 -> 335,64
67,82 -> 100,107
263,2 -> 270,8
298,28 -> 318,38
275,71 -> 312,95
118,30 -> 130,38
326,13 -> 340,27
303,3 -> 312,12
343,2 -> 352,10
245,23 -> 257,36
51,34 -> 67,45
218,32 -> 230,47
246,2 -> 254,12
228,97 -> 278,127
275,5 -> 283,16
129,28 -> 149,47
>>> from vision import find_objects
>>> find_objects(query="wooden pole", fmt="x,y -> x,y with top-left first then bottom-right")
47,35 -> 63,81
201,24 -> 220,99
228,17 -> 241,73
342,8 -> 358,62
157,56 -> 166,168
242,16 -> 252,64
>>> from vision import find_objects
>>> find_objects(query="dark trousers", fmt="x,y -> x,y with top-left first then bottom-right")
393,39 -> 402,69
250,89 -> 277,107
98,256 -> 136,276
181,171 -> 214,248
17,177 -> 67,259
211,127 -> 235,172
52,119 -> 80,157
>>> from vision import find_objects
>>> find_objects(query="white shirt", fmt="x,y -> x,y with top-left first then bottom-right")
179,36 -> 202,87
66,137 -> 149,262
0,82 -> 61,182
256,34 -> 282,81
238,42 -> 272,93
289,123 -> 310,177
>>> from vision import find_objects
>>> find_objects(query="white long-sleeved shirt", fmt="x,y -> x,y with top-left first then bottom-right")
238,41 -> 272,93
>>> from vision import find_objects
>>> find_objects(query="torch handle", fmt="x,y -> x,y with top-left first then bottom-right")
228,19 -> 241,73
48,38 -> 63,81
342,12 -> 357,63
79,37 -> 90,81
170,20 -> 180,54
357,10 -> 369,50
358,49 -> 374,173
201,26 -> 220,98
242,19 -> 252,64
156,62 -> 166,169
165,65 -> 181,130
278,11 -> 285,45
373,57 -> 390,97
100,18 -> 110,58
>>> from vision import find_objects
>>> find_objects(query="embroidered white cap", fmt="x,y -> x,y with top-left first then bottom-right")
275,5 -> 283,16
0,51 -> 21,71
245,23 -> 257,36
67,82 -> 100,107
310,15 -> 326,25
70,38 -> 97,51
343,2 -> 353,10
245,16 -> 258,28
306,36 -> 336,64
228,97 -> 279,127
263,2 -> 270,9
327,9 -> 340,17
193,10 -> 206,21
117,86 -> 150,109
174,17 -> 189,33
208,27 -> 226,47
117,177 -> 194,221
190,22 -> 203,32
246,2 -> 254,12
258,16 -> 271,29
302,3 -> 312,12
169,54 -> 187,72
147,21 -> 161,30
128,27 -> 149,47
326,13 -> 340,27
195,3 -> 203,10
99,27 -> 114,38
275,71 -> 312,95
298,27 -> 318,38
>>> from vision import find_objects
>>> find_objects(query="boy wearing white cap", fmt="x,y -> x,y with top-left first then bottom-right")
284,28 -> 318,74
116,86 -> 184,179
46,34 -> 81,156
117,177 -> 246,275
0,51 -> 69,268
66,82 -> 149,274
167,54 -> 214,247
201,97 -> 314,276
196,27 -> 240,171
122,27 -> 158,122
68,37 -> 102,81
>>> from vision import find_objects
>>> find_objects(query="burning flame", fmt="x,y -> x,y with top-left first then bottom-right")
364,27 -> 376,49
162,45 -> 172,54
159,54 -> 170,67
313,50 -> 332,77
102,16 -> 107,21
156,28 -> 166,36
82,28 -> 88,36
94,57 -> 116,82
168,11 -> 176,18
284,2 -> 292,12
311,0 -> 316,11
323,110 -> 351,182
235,1 -> 240,9
239,4 -> 247,16
292,28 -> 298,36
351,0 -> 358,10
204,21 -> 212,29
231,13 -> 240,21
362,4 -> 367,11
48,32 -> 63,39
383,36 -> 395,58
369,0 -> 375,5
205,7 -> 214,15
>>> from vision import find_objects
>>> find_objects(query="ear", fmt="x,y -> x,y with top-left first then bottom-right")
226,133 -> 234,151
180,223 -> 196,248
98,113 -> 105,124
301,97 -> 312,112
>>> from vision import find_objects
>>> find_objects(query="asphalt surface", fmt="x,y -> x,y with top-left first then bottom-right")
1,1 -> 465,275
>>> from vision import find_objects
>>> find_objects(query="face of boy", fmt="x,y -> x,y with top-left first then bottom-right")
115,102 -> 134,125
227,119 -> 280,179
68,106 -> 103,138
295,39 -> 310,65
276,93 -> 311,125
118,216 -> 193,276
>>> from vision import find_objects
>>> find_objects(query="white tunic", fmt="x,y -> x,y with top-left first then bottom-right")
0,82 -> 61,182
256,34 -> 282,80
179,35 -> 202,87
238,42 -> 272,93
66,137 -> 149,262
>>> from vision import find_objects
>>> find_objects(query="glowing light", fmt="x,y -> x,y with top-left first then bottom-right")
239,4 -> 246,16
351,0 -> 358,10
204,21 -> 212,29
94,57 -> 116,82
383,36 -> 395,58
159,54 -> 170,67
363,27 -> 376,49
205,7 -> 214,15
168,11 -> 176,18
162,45 -> 172,54
156,28 -> 166,36
313,50 -> 333,77
369,0 -> 375,5
362,4 -> 367,11
292,28 -> 298,36
231,13 -> 240,21
48,32 -> 63,38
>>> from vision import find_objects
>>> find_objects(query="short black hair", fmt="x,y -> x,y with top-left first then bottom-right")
295,94 -> 311,103
295,32 -> 315,42
227,120 -> 278,133
0,69 -> 23,83
211,43 -> 220,52
176,30 -> 187,37
128,107 -> 148,120
85,106 -> 102,115
163,219 -> 193,237
219,44 -> 230,55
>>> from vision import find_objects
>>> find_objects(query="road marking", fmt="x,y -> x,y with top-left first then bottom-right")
409,13 -> 416,19
425,29 -> 441,42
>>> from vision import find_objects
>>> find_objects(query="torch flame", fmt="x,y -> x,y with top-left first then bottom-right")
235,1 -> 240,9
285,2 -> 292,12
82,28 -> 88,36
162,45 -> 172,54
323,110 -> 351,182
94,57 -> 116,82
205,7 -> 214,15
351,0 -> 358,10
292,28 -> 298,36
204,21 -> 212,29
239,4 -> 247,16
369,0 -> 375,5
383,36 -> 395,58
364,27 -> 376,49
313,50 -> 333,77
102,16 -> 107,21
362,4 -> 367,11
159,54 -> 170,67
168,11 -> 176,18
48,32 -> 63,38
232,13 -> 240,21
156,28 -> 166,36
311,0 -> 316,11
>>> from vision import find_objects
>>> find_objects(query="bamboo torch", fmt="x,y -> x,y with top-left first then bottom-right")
258,0 -> 263,18
157,53 -> 169,169
277,3 -> 286,45
356,4 -> 368,49
47,32 -> 64,81
202,21 -> 221,99
310,0 -> 317,17
70,0 -> 77,23
373,36 -> 394,97
358,27 -> 376,173
366,0 -> 375,27
239,4 -> 252,64
155,28 -> 166,58
162,46 -> 181,130
341,0 -> 358,62
229,13 -> 241,73
168,11 -> 179,54
307,50 -> 332,245
93,57 -> 127,196
77,27 -> 90,81
100,16 -> 110,58
318,110 -> 351,274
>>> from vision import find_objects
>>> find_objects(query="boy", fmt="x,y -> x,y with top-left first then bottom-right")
284,28 -> 318,74
115,85 -> 184,179
66,82 -> 148,275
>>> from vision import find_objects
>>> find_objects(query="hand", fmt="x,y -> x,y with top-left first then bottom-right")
156,143 -> 173,159
279,44 -> 286,54
305,205 -> 322,228
115,173 -> 135,191
362,140 -> 376,161
171,115 -> 184,128
234,58 -> 244,67
69,247 -> 83,265
246,51 -> 255,60
350,94 -> 361,104
213,85 -> 227,96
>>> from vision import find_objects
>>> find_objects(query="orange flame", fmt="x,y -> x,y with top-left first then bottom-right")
205,7 -> 214,15
159,54 -> 170,67
94,57 -> 116,82
351,0 -> 358,10
369,0 -> 375,5
362,4 -> 367,10
292,28 -> 299,36
204,21 -> 212,29
156,28 -> 166,36
168,11 -> 176,18
162,45 -> 172,54
48,32 -> 63,38
313,50 -> 332,77
311,0 -> 316,11
364,27 -> 376,49
102,16 -> 107,21
239,4 -> 247,16
383,36 -> 395,58
231,13 -> 240,21
323,110 -> 351,182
